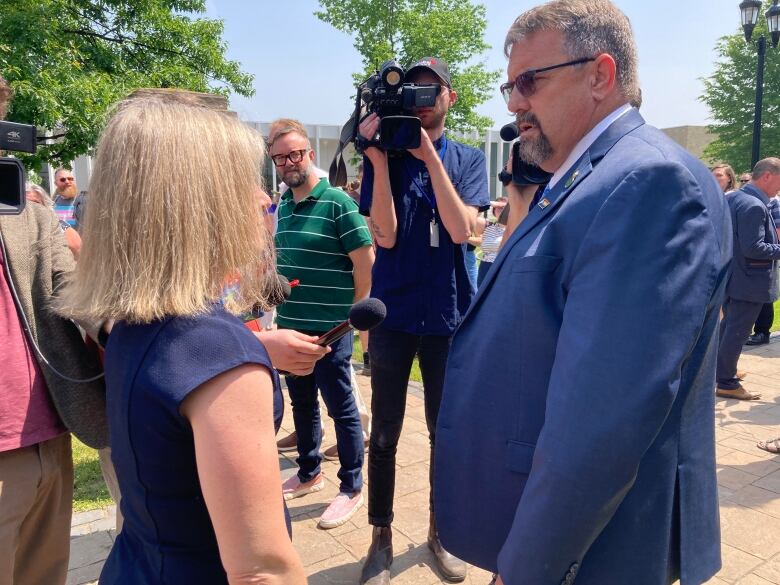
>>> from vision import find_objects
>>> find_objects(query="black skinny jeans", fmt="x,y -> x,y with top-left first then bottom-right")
367,325 -> 452,526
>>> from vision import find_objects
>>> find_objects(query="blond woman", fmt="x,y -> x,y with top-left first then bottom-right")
57,92 -> 306,585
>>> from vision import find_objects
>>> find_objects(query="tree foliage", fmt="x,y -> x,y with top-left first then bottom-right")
315,0 -> 500,139
0,0 -> 253,168
701,4 -> 780,172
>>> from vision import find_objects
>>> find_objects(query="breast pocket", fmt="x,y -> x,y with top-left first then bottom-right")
506,440 -> 536,474
510,254 -> 562,274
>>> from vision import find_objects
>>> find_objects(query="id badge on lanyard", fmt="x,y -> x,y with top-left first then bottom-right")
430,217 -> 439,247
408,137 -> 447,248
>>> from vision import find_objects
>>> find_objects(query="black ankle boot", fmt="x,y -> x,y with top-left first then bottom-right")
428,514 -> 467,582
360,526 -> 392,585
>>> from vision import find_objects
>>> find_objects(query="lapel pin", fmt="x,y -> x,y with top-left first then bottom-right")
565,170 -> 579,189
538,198 -> 550,209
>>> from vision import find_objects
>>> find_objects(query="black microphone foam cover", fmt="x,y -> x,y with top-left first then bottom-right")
349,298 -> 387,331
263,273 -> 292,307
500,122 -> 519,142
278,275 -> 292,301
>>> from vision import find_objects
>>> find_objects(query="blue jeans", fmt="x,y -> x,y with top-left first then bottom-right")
465,248 -> 478,290
285,331 -> 363,494
367,325 -> 451,526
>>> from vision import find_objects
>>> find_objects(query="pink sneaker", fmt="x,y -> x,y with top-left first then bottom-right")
282,473 -> 324,501
318,491 -> 364,529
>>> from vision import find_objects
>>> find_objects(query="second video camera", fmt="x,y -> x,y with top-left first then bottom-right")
0,120 -> 37,215
356,60 -> 441,152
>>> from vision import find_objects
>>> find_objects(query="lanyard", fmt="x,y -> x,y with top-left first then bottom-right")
405,136 -> 448,218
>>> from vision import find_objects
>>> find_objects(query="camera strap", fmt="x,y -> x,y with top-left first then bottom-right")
328,90 -> 365,188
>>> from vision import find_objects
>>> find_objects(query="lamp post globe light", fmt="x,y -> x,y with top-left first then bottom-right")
740,0 -> 780,167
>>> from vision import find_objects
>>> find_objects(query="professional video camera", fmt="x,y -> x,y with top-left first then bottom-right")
497,122 -> 552,187
0,120 -> 36,215
354,59 -> 441,152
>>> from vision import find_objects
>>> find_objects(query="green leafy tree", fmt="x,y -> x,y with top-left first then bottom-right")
315,0 -> 501,139
701,5 -> 780,172
1,0 -> 253,168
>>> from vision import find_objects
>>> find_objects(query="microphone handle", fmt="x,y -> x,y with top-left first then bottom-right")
315,321 -> 354,347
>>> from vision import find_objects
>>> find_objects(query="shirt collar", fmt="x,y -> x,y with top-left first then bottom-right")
743,182 -> 771,205
281,177 -> 329,204
548,103 -> 633,190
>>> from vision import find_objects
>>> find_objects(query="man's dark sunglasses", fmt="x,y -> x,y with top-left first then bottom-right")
500,57 -> 596,102
271,148 -> 310,167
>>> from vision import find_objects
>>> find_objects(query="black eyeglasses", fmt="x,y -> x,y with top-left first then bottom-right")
740,178 -> 751,184
500,57 -> 596,103
271,148 -> 309,167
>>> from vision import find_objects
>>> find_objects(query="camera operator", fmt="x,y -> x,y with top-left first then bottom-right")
357,57 -> 489,585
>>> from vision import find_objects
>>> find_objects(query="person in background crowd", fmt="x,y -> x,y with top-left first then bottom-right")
740,172 -> 753,186
434,2 -> 729,584
746,171 -> 780,347
56,90 -> 306,585
711,162 -> 737,194
270,118 -> 373,529
52,169 -> 87,232
358,56 -> 490,584
717,157 -> 780,400
26,183 -> 82,258
0,75 -> 108,585
476,198 -> 507,286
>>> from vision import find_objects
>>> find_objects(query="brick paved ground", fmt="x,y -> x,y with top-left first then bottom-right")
69,342 -> 780,585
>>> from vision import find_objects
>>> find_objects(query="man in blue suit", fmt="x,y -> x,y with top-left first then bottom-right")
716,157 -> 780,400
434,2 -> 730,584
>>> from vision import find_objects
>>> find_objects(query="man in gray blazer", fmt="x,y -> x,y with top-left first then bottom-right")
0,76 -> 107,585
717,157 -> 780,400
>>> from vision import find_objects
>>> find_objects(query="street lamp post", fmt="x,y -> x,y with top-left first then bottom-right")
740,0 -> 780,168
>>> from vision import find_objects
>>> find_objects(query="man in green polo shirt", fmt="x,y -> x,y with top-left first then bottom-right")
270,118 -> 374,529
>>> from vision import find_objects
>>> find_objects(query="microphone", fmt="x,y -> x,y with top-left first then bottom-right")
315,298 -> 387,347
264,274 -> 292,307
500,122 -> 519,141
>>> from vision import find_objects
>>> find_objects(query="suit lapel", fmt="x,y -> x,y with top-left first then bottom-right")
462,109 -> 647,322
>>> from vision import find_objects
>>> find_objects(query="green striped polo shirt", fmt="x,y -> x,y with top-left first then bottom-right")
275,178 -> 372,332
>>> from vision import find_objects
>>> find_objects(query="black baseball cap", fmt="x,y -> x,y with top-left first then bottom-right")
407,57 -> 451,88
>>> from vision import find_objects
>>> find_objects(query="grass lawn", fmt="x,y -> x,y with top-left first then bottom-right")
771,300 -> 780,332
72,437 -> 112,512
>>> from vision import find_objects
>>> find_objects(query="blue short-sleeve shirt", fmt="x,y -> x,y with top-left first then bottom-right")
360,136 -> 489,336
100,306 -> 284,585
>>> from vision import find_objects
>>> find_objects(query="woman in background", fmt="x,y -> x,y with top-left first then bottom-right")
711,163 -> 737,194
57,92 -> 305,585
476,198 -> 507,287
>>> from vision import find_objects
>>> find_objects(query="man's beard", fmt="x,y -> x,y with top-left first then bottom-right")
418,106 -> 447,131
57,184 -> 77,199
516,113 -> 553,167
283,167 -> 309,189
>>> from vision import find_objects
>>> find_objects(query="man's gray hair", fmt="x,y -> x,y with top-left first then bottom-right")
752,157 -> 780,178
504,0 -> 640,106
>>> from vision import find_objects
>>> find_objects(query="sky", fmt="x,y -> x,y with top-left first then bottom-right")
204,0 -> 750,131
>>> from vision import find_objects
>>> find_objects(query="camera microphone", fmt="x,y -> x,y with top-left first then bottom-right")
315,298 -> 386,347
500,122 -> 519,142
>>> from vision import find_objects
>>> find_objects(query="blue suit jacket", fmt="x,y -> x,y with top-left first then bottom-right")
726,184 -> 780,303
434,110 -> 730,585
